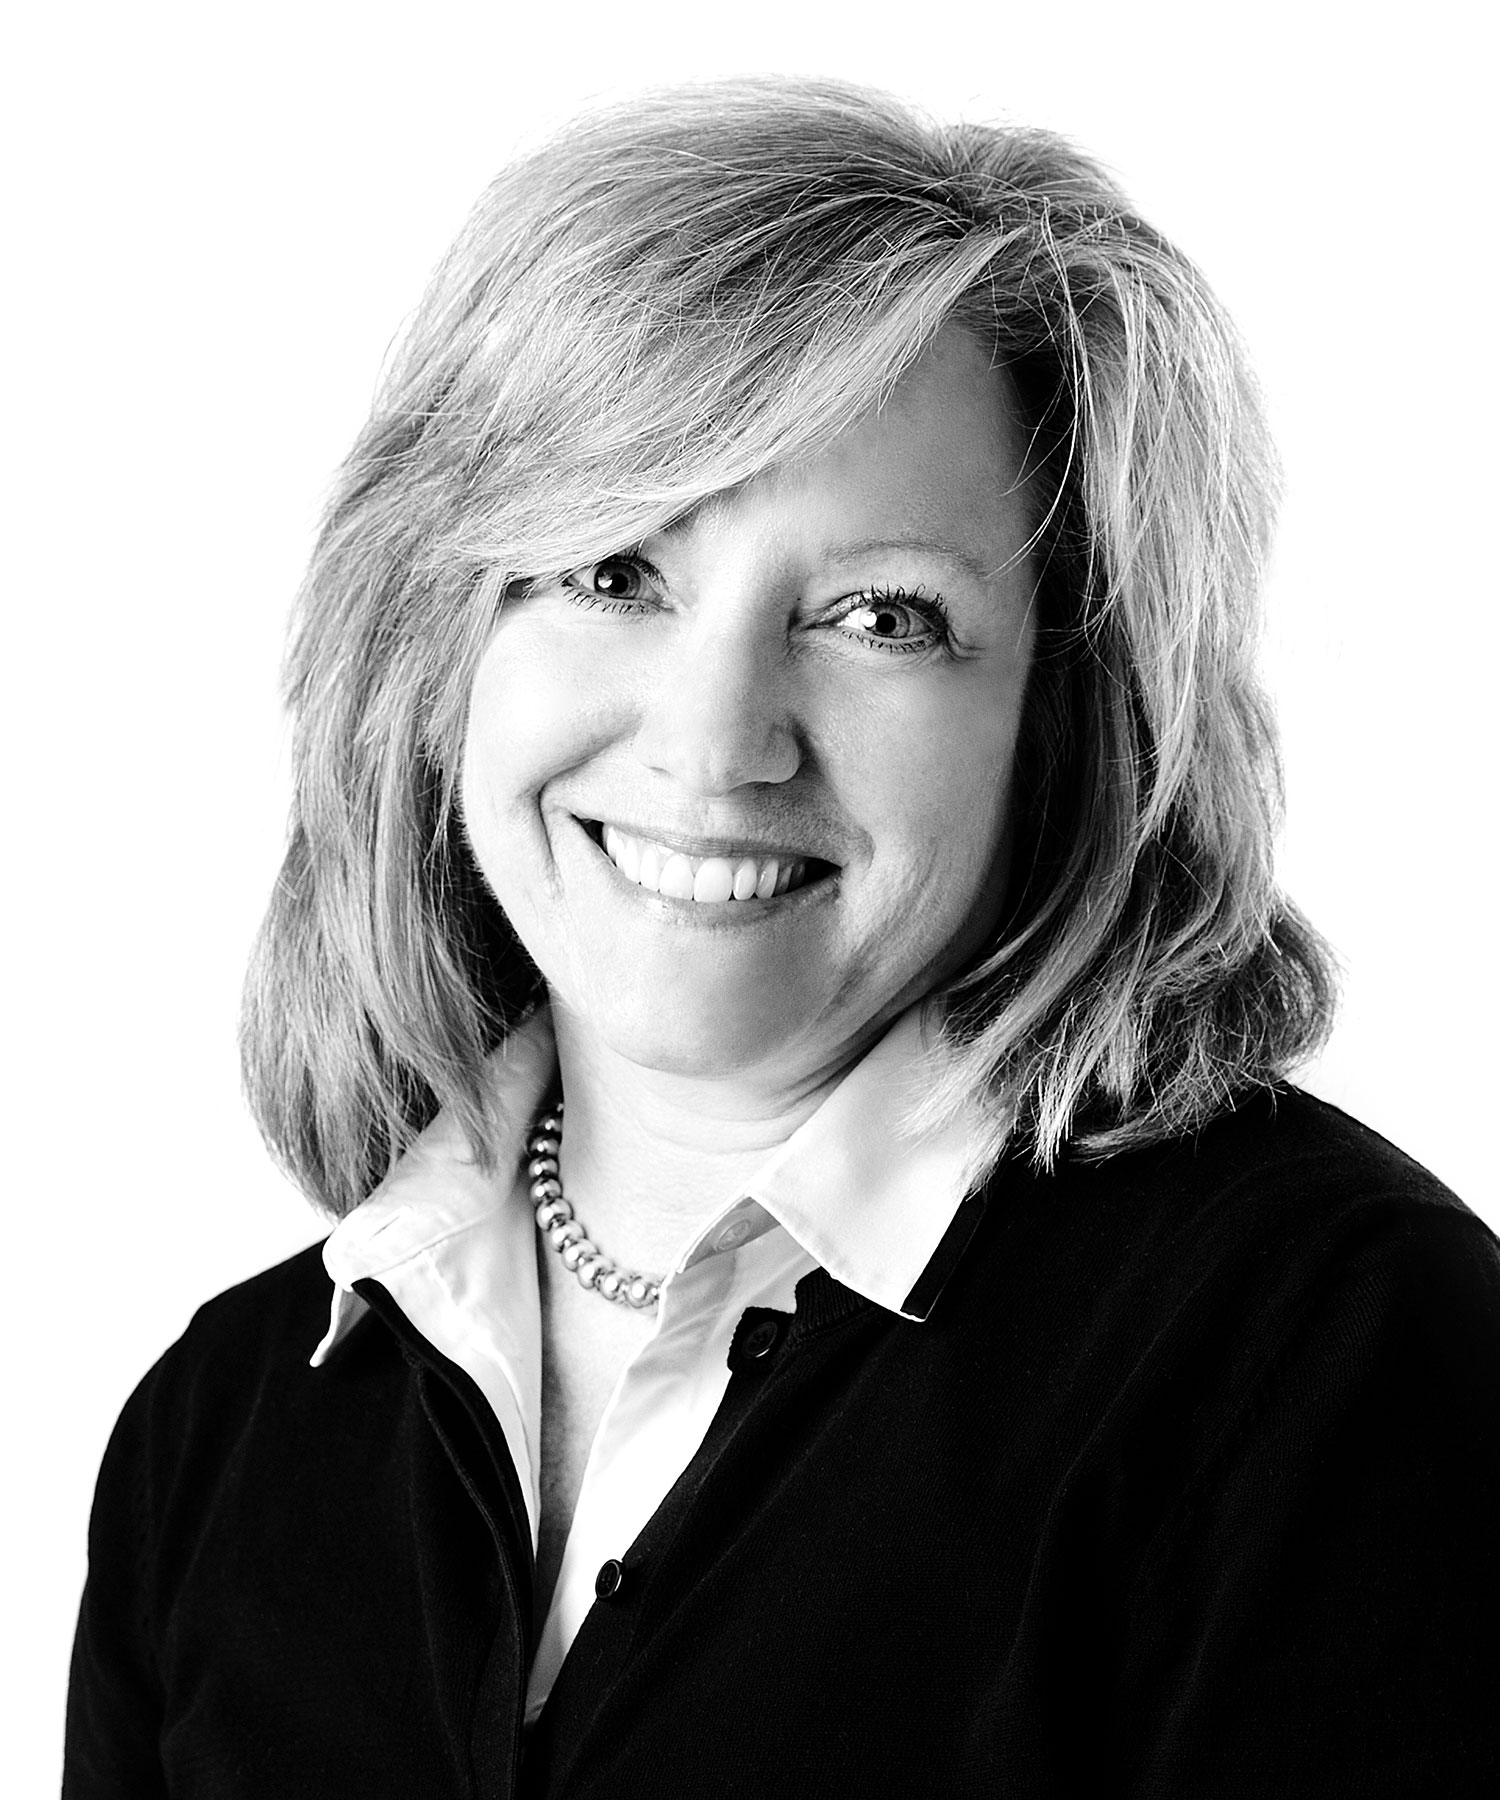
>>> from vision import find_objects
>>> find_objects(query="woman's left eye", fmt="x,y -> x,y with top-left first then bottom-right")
829,588 -> 951,654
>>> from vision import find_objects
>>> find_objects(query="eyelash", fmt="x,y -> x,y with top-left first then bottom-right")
558,558 -> 955,655
830,586 -> 954,656
558,555 -> 664,615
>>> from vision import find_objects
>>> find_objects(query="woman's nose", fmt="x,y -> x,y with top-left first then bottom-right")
630,618 -> 801,794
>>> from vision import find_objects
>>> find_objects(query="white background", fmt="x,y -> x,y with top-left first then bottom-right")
7,1 -> 1495,1787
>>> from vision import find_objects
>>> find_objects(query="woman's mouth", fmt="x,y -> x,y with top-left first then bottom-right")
587,821 -> 831,904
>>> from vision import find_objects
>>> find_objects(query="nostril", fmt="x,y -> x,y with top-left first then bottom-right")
631,666 -> 801,792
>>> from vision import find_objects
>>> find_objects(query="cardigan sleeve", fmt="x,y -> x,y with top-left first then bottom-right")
64,1366 -> 169,1799
1118,1203 -> 1500,1797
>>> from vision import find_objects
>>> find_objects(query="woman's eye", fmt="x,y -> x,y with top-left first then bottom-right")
561,554 -> 660,607
831,590 -> 950,652
588,556 -> 645,600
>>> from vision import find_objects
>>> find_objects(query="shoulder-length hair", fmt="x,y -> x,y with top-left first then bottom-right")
243,75 -> 1336,1216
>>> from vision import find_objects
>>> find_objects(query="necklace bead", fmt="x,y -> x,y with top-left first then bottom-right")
526,1099 -> 661,1312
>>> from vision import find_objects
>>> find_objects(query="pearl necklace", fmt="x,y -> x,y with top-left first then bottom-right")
525,1100 -> 662,1312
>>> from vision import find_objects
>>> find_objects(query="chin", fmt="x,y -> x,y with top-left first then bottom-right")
597,1015 -> 797,1084
577,964 -> 830,1084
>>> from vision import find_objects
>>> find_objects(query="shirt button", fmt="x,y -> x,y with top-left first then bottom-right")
595,1558 -> 626,1600
742,1317 -> 782,1360
714,1217 -> 753,1251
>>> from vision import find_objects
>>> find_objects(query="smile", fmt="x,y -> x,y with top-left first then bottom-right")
591,822 -> 828,904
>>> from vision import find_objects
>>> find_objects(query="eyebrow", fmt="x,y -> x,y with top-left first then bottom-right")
650,514 -> 1009,585
821,535 -> 998,584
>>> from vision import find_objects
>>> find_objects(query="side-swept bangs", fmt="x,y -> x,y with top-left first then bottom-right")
244,76 -> 1335,1215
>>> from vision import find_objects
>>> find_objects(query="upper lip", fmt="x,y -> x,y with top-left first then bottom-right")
580,816 -> 840,867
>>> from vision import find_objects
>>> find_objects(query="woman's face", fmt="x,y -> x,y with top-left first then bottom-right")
462,325 -> 1038,1093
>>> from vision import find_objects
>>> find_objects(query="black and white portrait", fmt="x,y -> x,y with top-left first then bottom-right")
13,4 -> 1496,1793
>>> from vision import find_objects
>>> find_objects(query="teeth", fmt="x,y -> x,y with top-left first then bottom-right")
692,858 -> 735,904
604,824 -> 640,884
637,842 -> 664,892
597,827 -> 815,905
658,854 -> 695,900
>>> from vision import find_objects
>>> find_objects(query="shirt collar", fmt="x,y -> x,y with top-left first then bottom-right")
311,1000 -> 988,1362
309,1011 -> 557,1365
733,1004 -> 986,1320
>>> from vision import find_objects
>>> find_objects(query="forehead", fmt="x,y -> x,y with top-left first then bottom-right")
656,326 -> 1035,579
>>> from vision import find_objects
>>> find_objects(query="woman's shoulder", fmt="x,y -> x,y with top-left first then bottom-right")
167,1238 -> 336,1377
1188,1083 -> 1464,1204
1028,1082 -> 1484,1259
966,1085 -> 1499,1390
115,1239 -> 363,1460
92,1239 -> 409,1574
1173,1085 -> 1494,1297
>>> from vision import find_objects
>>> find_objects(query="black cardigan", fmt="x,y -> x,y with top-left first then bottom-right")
65,1088 -> 1500,1797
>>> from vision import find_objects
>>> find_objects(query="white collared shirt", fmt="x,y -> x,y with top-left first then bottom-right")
311,1004 -> 981,1720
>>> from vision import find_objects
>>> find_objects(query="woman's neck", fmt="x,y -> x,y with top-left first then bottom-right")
544,1007 -> 865,1276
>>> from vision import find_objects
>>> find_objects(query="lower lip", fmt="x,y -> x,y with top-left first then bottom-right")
576,820 -> 837,919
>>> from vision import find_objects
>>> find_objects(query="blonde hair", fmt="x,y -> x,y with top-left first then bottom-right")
243,75 -> 1336,1215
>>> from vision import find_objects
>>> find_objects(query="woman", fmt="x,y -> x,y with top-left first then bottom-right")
66,77 -> 1500,1796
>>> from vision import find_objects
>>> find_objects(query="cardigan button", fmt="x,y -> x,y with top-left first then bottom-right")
741,1317 -> 782,1360
595,1558 -> 626,1600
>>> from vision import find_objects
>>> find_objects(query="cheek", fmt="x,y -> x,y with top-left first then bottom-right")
460,650 -> 521,847
847,677 -> 1025,891
461,638 -> 568,909
461,625 -> 618,824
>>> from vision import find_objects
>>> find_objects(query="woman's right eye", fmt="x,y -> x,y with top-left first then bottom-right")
560,553 -> 661,608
